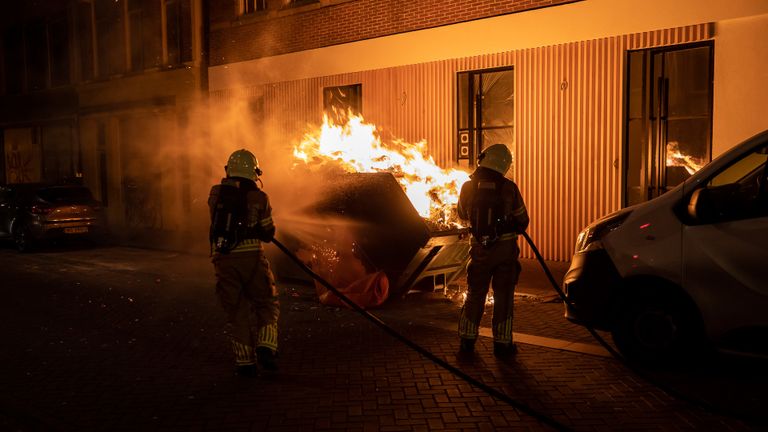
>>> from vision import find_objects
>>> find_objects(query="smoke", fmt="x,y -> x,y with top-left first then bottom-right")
135,87 -> 356,255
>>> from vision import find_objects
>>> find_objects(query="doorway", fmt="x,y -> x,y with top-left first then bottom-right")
624,43 -> 713,206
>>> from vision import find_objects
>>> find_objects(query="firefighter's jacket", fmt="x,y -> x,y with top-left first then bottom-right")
457,166 -> 529,242
208,177 -> 275,252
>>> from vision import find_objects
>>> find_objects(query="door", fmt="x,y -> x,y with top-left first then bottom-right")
457,68 -> 514,174
0,186 -> 12,236
625,43 -> 713,206
683,141 -> 768,340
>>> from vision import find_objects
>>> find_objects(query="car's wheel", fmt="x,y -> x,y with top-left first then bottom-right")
612,295 -> 705,366
12,223 -> 34,252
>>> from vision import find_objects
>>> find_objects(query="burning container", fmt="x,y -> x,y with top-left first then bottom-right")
277,172 -> 470,299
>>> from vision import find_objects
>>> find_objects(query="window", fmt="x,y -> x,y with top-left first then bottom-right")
129,0 -> 162,71
3,25 -> 25,94
691,143 -> 768,223
165,0 -> 192,65
710,146 -> 768,188
26,20 -> 48,91
95,0 -> 126,77
49,12 -> 71,87
76,1 -> 95,81
241,0 -> 267,14
283,0 -> 319,8
457,68 -> 514,169
323,84 -> 362,122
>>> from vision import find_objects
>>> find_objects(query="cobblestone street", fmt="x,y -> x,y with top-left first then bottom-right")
1,243 -> 766,431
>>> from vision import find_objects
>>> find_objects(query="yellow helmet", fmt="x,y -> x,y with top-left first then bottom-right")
478,144 -> 512,175
225,149 -> 262,181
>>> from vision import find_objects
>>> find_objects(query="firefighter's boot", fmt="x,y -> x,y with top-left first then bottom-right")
236,364 -> 258,377
256,347 -> 279,371
459,338 -> 476,354
493,342 -> 518,358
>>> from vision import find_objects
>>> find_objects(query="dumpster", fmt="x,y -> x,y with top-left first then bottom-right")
274,172 -> 470,299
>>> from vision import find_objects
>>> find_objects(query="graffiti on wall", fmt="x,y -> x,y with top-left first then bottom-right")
4,128 -> 41,184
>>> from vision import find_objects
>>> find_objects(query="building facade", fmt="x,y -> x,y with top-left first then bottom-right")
208,0 -> 768,260
0,0 -> 208,242
3,0 -> 768,259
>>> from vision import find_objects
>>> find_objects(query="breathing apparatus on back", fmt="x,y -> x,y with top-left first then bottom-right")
470,144 -> 514,247
209,149 -> 264,254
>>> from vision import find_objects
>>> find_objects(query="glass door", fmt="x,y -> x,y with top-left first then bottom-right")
625,43 -> 713,206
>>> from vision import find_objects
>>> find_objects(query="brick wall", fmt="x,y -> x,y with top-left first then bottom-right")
209,0 -> 580,65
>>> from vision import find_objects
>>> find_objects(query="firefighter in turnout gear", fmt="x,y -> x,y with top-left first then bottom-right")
209,149 -> 279,376
457,144 -> 529,358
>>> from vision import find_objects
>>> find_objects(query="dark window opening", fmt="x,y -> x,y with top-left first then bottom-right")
242,0 -> 267,14
49,12 -> 71,87
95,0 -> 126,77
3,25 -> 25,94
26,20 -> 48,91
323,84 -> 362,123
76,1 -> 95,81
128,0 -> 162,71
165,0 -> 192,65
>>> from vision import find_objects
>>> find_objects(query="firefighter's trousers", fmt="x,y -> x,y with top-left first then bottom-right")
213,251 -> 279,366
459,238 -> 521,345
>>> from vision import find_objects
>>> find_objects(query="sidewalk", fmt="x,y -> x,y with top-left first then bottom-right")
515,258 -> 570,300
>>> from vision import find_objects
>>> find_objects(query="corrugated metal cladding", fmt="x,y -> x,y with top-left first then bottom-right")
210,23 -> 712,261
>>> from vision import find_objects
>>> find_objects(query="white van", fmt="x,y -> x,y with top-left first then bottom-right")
563,129 -> 768,364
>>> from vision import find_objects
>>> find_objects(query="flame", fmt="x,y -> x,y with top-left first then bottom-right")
294,113 -> 470,227
666,141 -> 705,176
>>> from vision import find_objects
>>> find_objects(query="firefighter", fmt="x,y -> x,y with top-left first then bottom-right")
457,143 -> 529,358
209,149 -> 279,376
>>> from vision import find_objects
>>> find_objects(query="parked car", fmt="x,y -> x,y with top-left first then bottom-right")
0,183 -> 105,251
563,129 -> 768,364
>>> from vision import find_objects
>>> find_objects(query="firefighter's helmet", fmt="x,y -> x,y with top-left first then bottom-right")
225,149 -> 262,181
478,144 -> 512,175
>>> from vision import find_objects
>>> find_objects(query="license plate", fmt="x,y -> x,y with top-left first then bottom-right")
64,227 -> 89,234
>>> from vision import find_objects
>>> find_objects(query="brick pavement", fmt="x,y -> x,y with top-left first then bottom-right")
0,244 -> 765,431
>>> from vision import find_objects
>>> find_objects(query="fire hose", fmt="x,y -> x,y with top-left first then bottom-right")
271,237 -> 573,432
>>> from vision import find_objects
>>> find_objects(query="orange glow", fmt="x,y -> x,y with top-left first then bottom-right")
294,113 -> 470,227
666,141 -> 705,175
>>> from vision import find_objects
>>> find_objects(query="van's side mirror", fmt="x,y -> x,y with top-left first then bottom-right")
688,184 -> 741,224
687,188 -> 708,222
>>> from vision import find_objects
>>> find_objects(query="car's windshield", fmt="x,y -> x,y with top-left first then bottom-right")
36,187 -> 94,203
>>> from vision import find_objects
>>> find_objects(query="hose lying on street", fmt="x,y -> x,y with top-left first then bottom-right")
520,231 -> 762,426
271,237 -> 573,432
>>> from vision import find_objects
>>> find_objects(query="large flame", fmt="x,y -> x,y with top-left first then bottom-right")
294,114 -> 470,227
